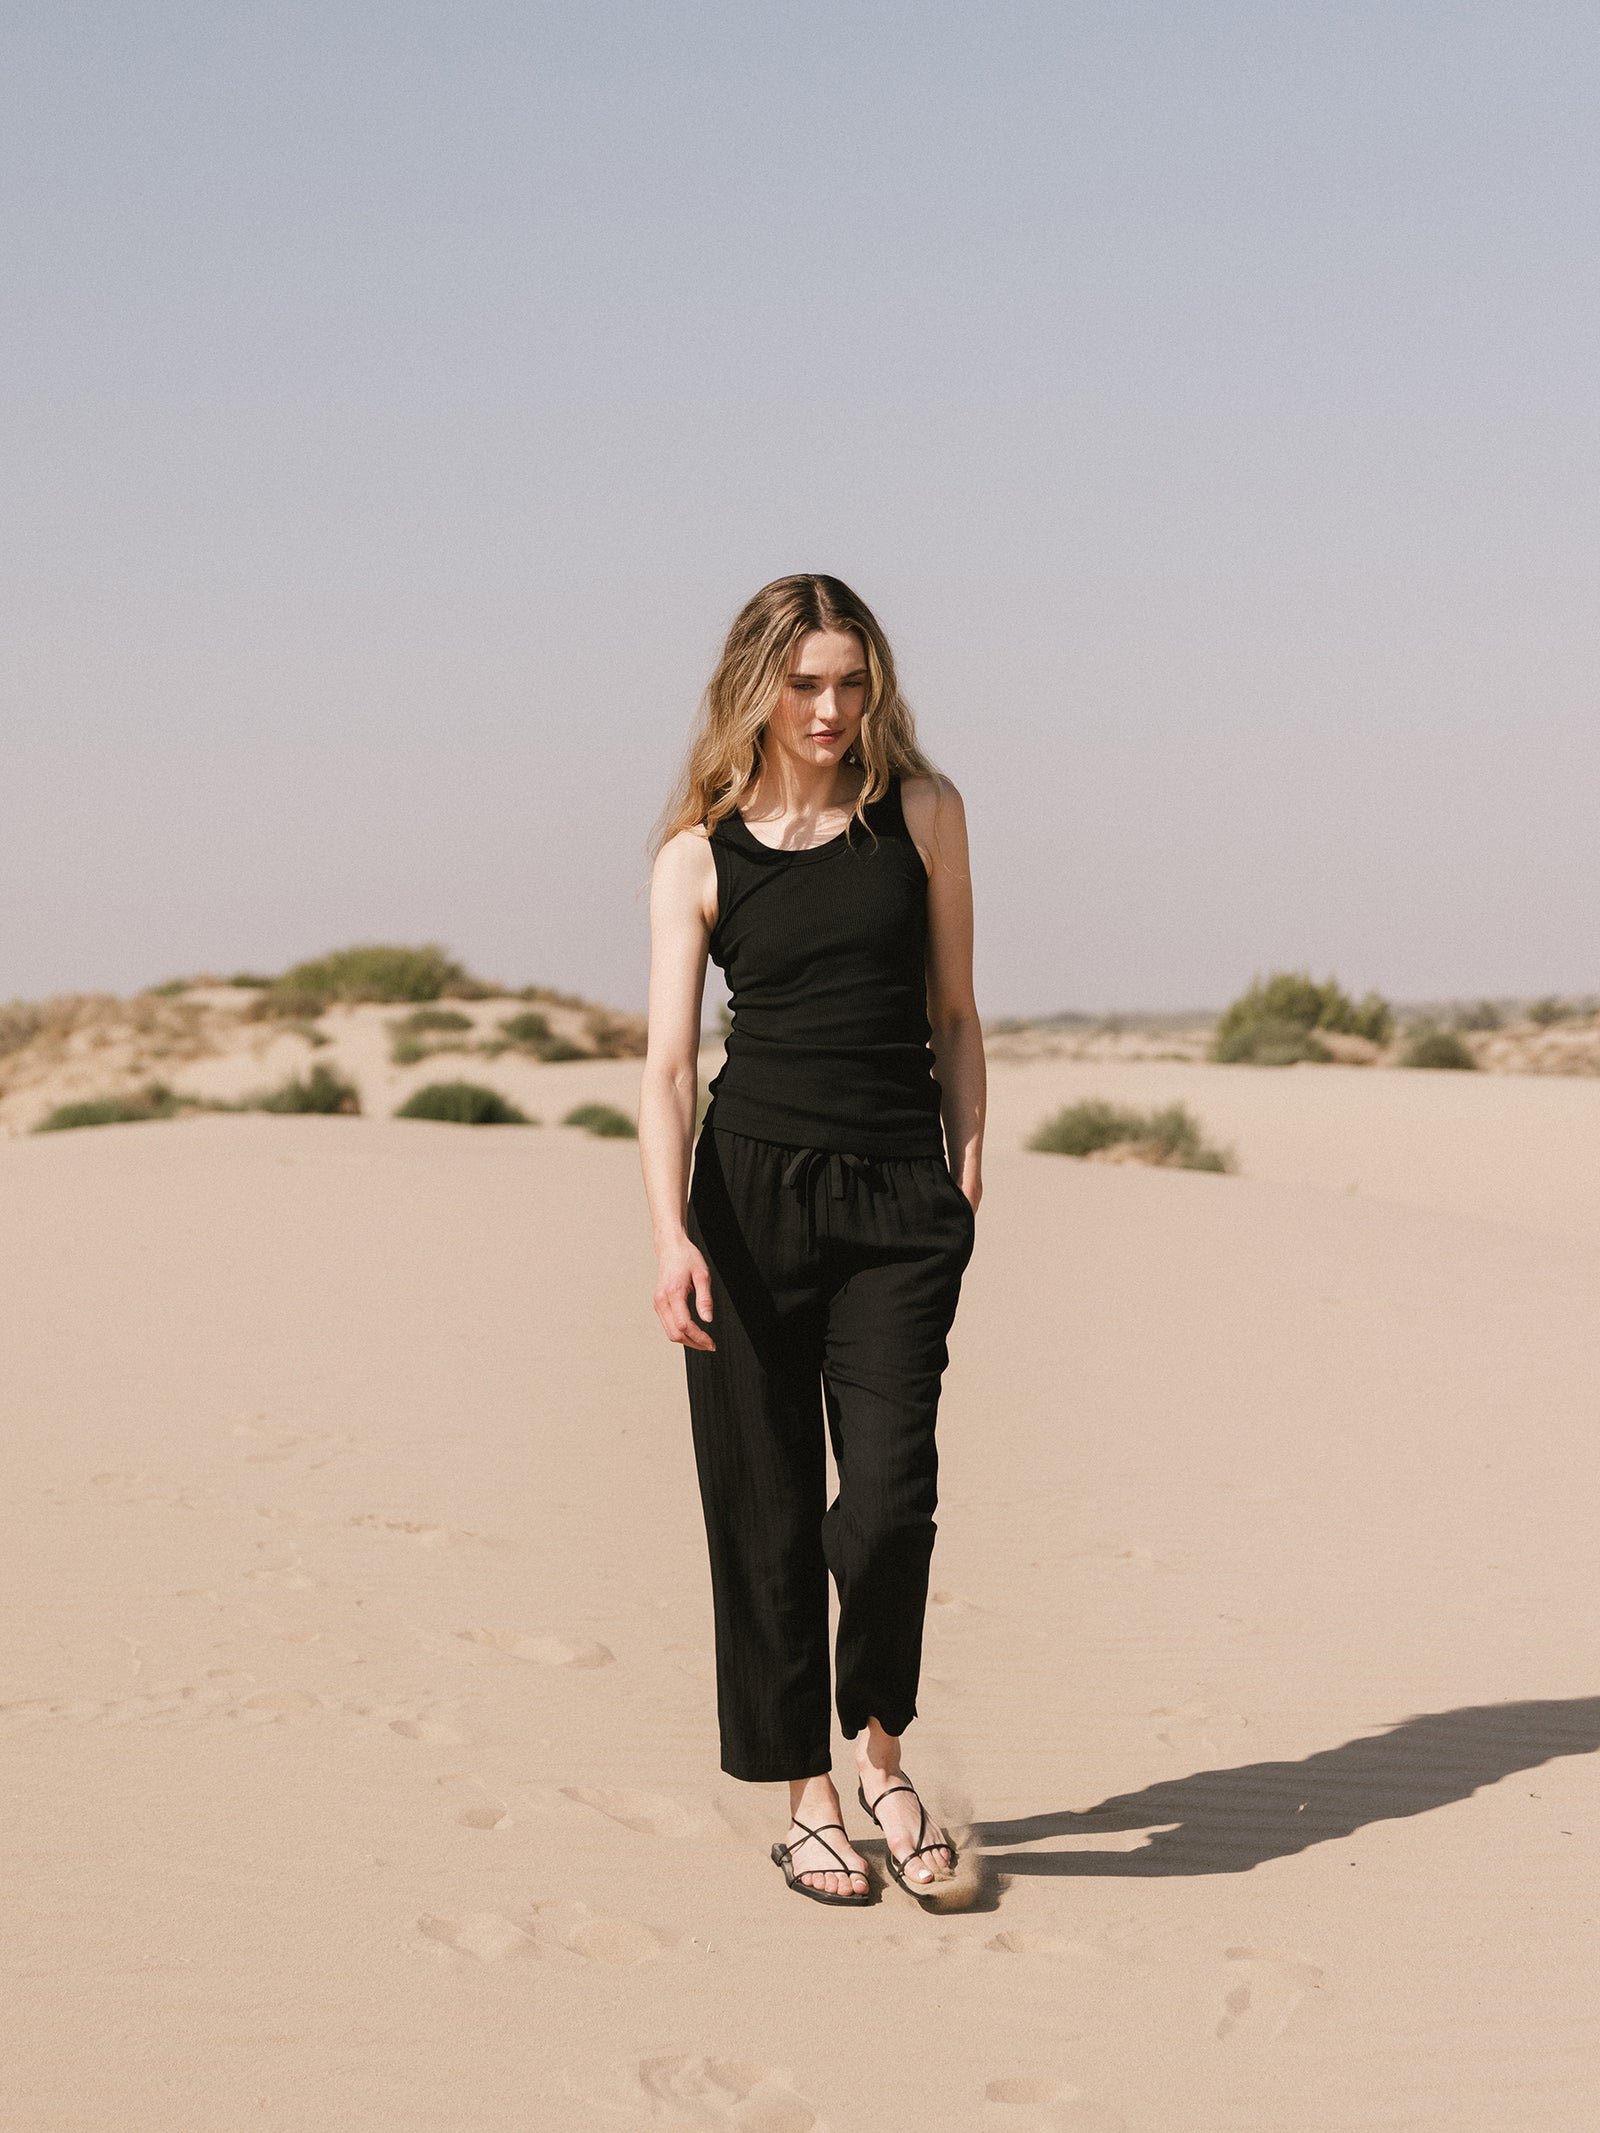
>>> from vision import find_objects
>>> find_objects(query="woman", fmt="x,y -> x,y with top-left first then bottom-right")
640,574 -> 984,1907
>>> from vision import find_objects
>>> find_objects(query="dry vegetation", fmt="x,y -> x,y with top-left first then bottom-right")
988,982 -> 1600,1078
0,946 -> 647,1136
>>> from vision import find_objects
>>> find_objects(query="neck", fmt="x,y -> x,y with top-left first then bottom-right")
748,750 -> 859,820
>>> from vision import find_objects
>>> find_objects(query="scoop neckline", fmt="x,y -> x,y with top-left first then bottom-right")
720,778 -> 890,864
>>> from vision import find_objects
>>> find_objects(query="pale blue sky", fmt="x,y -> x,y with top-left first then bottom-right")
3,2 -> 1596,1012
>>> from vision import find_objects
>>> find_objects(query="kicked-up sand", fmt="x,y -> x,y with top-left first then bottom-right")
3,1060 -> 1599,2131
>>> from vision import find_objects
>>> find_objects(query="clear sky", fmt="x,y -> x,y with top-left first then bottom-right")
4,2 -> 1596,1014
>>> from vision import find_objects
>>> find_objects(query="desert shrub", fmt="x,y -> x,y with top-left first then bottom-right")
227,973 -> 272,988
0,1001 -> 45,1059
1027,1099 -> 1232,1172
562,1102 -> 637,1139
583,1007 -> 649,1059
254,1065 -> 362,1114
1455,1000 -> 1504,1032
1212,1017 -> 1331,1066
144,978 -> 192,998
498,1010 -> 587,1062
1212,972 -> 1392,1063
389,1008 -> 474,1065
396,1081 -> 530,1125
1528,996 -> 1574,1026
1400,1027 -> 1478,1071
35,1083 -> 183,1131
247,986 -> 331,1022
393,1008 -> 473,1035
275,943 -> 469,1006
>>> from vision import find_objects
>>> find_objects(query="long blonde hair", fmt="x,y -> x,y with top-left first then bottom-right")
652,574 -> 939,852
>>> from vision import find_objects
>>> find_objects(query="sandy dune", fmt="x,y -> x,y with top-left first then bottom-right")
4,1064 -> 1598,2130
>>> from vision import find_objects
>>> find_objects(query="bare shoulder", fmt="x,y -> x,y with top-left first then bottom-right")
651,824 -> 718,921
654,822 -> 714,873
899,773 -> 969,871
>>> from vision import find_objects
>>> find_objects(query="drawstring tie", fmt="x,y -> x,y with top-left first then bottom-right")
781,1147 -> 878,1253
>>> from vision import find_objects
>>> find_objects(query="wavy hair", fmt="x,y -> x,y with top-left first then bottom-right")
652,574 -> 939,852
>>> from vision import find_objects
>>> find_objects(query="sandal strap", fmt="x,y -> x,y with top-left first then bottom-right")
780,1820 -> 863,1878
862,1781 -> 920,1820
864,1780 -> 953,1865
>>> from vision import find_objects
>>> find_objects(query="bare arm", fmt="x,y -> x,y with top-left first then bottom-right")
639,829 -> 719,1348
903,775 -> 985,1211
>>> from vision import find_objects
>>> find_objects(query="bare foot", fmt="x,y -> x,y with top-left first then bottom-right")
856,1719 -> 953,1889
784,1774 -> 869,1899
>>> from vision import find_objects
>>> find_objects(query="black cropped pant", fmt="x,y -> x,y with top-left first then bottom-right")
684,1124 -> 974,1782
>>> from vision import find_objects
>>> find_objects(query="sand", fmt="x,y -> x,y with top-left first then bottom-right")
4,1063 -> 1598,2131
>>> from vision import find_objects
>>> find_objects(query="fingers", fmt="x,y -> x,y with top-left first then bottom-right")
691,1259 -> 714,1329
653,1278 -> 716,1351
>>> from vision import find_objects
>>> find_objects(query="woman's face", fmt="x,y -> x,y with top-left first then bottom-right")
764,629 -> 868,774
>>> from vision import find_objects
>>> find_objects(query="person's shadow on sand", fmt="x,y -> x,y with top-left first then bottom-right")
978,1696 -> 1600,1877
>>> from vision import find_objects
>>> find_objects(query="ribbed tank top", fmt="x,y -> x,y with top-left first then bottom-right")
704,775 -> 947,1158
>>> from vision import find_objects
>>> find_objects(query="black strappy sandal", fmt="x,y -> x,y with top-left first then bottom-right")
857,1778 -> 956,1907
770,1819 -> 871,1907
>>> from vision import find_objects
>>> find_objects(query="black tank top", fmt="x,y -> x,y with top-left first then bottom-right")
704,775 -> 946,1158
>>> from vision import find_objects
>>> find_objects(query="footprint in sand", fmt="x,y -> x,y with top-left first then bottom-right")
930,1588 -> 981,1613
243,1551 -> 320,1591
984,2079 -> 1126,2131
348,1513 -> 497,1550
417,1912 -> 539,1962
561,1786 -> 701,1840
535,1900 -> 673,1966
986,1930 -> 1077,1956
1214,1946 -> 1324,2042
458,1626 -> 614,1668
575,2056 -> 818,2130
1,1686 -> 211,1728
389,1715 -> 469,1745
436,1774 -> 510,1829
235,1689 -> 321,1721
859,1929 -> 968,1964
232,1424 -> 353,1470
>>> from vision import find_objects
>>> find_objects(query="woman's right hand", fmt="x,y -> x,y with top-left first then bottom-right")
653,1234 -> 716,1351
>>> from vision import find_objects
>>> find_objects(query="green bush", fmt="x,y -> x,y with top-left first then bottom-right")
499,1010 -> 586,1062
1528,996 -> 1573,1027
247,986 -> 331,1022
1027,1100 -> 1232,1172
396,1081 -> 530,1125
1212,1017 -> 1331,1067
393,1008 -> 474,1035
389,1008 -> 475,1065
275,944 -> 470,1006
562,1102 -> 637,1139
1212,972 -> 1392,1063
254,1065 -> 362,1114
1455,1000 -> 1503,1032
1400,1028 -> 1478,1071
35,1083 -> 183,1132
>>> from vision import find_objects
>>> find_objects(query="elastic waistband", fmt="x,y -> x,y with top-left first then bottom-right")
701,1105 -> 946,1165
